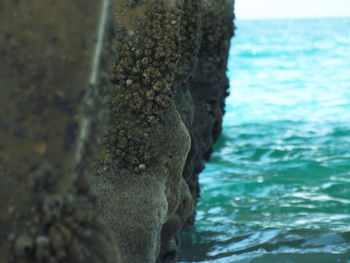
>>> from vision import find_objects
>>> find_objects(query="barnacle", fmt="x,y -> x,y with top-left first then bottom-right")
10,194 -> 99,262
102,2 -> 184,171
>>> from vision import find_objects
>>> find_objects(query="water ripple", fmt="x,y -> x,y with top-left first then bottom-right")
180,17 -> 350,263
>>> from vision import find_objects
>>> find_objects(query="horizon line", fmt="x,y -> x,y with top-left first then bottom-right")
235,15 -> 350,21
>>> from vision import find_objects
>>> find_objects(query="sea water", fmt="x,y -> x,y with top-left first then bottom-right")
179,17 -> 350,263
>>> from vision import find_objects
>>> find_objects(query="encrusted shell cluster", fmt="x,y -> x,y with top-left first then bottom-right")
9,194 -> 96,263
103,4 -> 183,171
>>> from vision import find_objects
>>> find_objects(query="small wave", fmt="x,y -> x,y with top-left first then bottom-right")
180,17 -> 350,263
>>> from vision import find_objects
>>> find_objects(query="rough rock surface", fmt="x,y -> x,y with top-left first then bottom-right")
162,1 -> 235,261
90,0 -> 235,262
0,1 -> 120,262
0,0 -> 234,262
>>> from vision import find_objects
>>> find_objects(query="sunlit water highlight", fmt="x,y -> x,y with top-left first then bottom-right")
179,17 -> 350,263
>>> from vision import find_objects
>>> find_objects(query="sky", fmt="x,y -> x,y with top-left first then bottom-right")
235,0 -> 350,19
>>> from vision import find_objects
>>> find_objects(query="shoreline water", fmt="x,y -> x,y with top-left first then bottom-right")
179,17 -> 350,263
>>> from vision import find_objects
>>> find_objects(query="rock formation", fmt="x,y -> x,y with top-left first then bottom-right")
0,1 -> 119,262
0,0 -> 234,262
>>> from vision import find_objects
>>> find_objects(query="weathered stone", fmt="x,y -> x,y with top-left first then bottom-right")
91,0 -> 235,262
0,1 -> 119,262
0,0 -> 235,262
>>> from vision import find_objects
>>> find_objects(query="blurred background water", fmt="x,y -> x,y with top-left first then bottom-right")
179,17 -> 350,263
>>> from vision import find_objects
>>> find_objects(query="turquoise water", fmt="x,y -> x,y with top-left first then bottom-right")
179,17 -> 350,263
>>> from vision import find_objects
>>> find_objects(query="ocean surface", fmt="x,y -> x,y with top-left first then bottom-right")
179,17 -> 350,263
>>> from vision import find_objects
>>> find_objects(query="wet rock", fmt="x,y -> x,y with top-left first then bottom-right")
0,0 -> 234,262
91,0 -> 235,262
